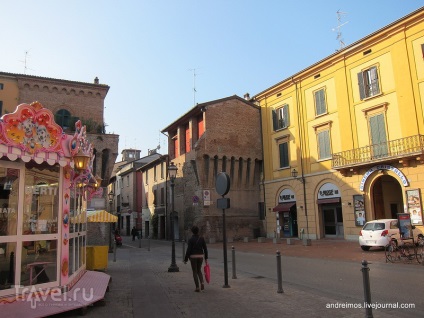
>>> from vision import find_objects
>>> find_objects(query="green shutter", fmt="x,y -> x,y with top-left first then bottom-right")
272,109 -> 277,131
283,105 -> 289,127
318,130 -> 330,159
357,72 -> 365,100
315,90 -> 326,115
370,114 -> 388,157
279,142 -> 289,168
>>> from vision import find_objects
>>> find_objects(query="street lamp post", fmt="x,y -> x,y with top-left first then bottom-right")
108,190 -> 114,253
168,162 -> 179,272
291,169 -> 311,246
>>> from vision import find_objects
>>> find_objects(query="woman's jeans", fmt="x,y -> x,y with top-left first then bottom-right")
189,257 -> 204,288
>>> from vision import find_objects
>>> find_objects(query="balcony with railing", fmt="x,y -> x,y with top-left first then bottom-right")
332,134 -> 424,171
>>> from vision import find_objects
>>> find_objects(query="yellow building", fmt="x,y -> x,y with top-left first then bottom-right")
254,7 -> 424,241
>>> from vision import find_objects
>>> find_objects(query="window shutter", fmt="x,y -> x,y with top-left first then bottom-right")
315,90 -> 326,115
357,72 -> 365,100
283,105 -> 289,127
370,114 -> 387,157
279,142 -> 289,168
272,109 -> 277,131
370,66 -> 380,94
318,130 -> 330,159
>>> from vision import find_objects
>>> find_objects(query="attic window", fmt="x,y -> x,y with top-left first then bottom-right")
314,74 -> 320,79
363,49 -> 372,55
276,92 -> 282,97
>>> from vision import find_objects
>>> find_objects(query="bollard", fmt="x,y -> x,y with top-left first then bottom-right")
276,250 -> 284,293
232,246 -> 237,279
182,240 -> 185,259
148,236 -> 150,251
361,260 -> 373,318
113,241 -> 117,262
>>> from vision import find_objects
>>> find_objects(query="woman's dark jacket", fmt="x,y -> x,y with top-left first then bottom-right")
184,234 -> 208,262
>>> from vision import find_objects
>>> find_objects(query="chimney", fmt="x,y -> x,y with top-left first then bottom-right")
244,93 -> 250,100
94,77 -> 99,84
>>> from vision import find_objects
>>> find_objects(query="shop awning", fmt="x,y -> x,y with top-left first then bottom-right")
70,212 -> 86,224
87,210 -> 118,223
316,198 -> 341,204
272,202 -> 296,212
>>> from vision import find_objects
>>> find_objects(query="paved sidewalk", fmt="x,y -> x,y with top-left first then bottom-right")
55,237 -> 397,318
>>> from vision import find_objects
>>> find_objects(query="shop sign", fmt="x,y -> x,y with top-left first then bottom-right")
317,183 -> 340,199
360,165 -> 408,191
278,189 -> 296,203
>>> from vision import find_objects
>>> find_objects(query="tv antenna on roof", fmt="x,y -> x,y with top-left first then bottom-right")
332,10 -> 348,50
188,68 -> 199,106
20,50 -> 35,74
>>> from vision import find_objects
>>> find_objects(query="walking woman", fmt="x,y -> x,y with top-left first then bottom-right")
184,226 -> 208,292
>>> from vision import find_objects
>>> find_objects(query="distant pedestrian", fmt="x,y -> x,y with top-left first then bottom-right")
131,226 -> 137,241
184,225 -> 208,292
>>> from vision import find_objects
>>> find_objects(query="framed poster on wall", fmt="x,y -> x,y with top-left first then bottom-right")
397,213 -> 413,239
406,189 -> 423,225
354,195 -> 366,226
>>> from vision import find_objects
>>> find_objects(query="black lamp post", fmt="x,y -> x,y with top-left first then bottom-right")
168,162 -> 179,272
108,190 -> 114,253
291,168 -> 311,245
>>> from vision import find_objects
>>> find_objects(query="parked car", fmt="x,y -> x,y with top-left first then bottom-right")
359,218 -> 424,251
359,219 -> 400,251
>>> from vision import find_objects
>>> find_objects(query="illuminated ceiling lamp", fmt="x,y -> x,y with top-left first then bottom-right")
73,150 -> 90,172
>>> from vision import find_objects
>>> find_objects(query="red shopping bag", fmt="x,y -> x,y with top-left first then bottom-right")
204,261 -> 211,284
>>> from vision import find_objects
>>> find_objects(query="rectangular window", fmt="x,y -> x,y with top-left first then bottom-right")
0,83 -> 3,90
153,189 -> 157,206
127,175 -> 130,187
358,66 -> 380,100
314,89 -> 327,116
198,114 -> 205,138
0,101 -> 3,115
421,44 -> 424,59
145,169 -> 148,185
185,124 -> 190,153
317,130 -> 331,159
160,188 -> 164,205
369,113 -> 388,158
278,141 -> 289,168
173,134 -> 179,158
154,165 -> 157,181
272,104 -> 289,131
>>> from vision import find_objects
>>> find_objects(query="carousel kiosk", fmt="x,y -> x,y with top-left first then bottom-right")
0,102 -> 110,316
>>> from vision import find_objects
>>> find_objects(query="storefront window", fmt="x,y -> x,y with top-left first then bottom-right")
0,168 -> 20,236
0,242 -> 16,290
23,165 -> 59,235
20,239 -> 58,286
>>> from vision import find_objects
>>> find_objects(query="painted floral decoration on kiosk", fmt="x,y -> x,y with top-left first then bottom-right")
0,101 -> 64,154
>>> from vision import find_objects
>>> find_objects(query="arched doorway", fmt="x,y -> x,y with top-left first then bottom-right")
372,174 -> 403,219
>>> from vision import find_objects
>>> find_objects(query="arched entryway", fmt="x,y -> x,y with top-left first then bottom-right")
372,174 -> 403,219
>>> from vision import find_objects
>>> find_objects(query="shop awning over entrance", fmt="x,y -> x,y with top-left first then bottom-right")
272,202 -> 295,212
316,198 -> 340,204
87,210 -> 118,223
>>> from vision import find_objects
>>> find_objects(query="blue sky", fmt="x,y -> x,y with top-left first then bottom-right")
1,1 -> 423,160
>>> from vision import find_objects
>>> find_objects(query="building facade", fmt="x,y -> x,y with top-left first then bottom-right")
137,154 -> 169,239
110,149 -> 162,236
162,95 -> 264,242
254,7 -> 424,240
0,72 -> 119,192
